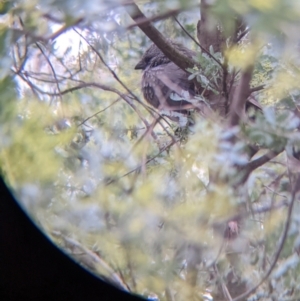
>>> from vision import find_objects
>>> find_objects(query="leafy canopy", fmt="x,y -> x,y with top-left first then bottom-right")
1,0 -> 300,300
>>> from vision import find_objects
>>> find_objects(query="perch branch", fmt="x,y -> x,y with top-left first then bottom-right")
124,1 -> 200,71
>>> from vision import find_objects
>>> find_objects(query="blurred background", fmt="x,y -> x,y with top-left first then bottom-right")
2,0 -> 300,300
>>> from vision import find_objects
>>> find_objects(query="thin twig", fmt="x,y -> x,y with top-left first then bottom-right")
223,56 -> 229,114
236,28 -> 250,43
11,18 -> 83,43
35,42 -> 62,97
214,264 -> 233,301
173,16 -> 223,69
105,139 -> 178,185
78,98 -> 121,126
73,28 -> 142,104
232,175 -> 300,301
73,28 -> 176,140
52,231 -> 130,292
75,26 -> 179,142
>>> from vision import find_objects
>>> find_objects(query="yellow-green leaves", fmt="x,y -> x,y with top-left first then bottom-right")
226,44 -> 258,70
0,101 -> 75,185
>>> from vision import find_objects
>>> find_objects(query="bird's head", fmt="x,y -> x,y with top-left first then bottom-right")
135,43 -> 170,70
135,40 -> 195,70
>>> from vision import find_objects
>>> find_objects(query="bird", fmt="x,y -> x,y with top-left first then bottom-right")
135,40 -> 262,121
134,40 -> 200,118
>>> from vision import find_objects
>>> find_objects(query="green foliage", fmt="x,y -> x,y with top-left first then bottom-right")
188,47 -> 223,94
0,100 -> 76,186
1,0 -> 300,300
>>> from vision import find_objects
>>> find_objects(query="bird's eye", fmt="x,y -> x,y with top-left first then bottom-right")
144,56 -> 151,64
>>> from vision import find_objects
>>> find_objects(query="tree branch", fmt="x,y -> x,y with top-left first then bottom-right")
127,8 -> 183,30
124,1 -> 200,72
51,231 -> 130,291
229,65 -> 254,126
73,27 -> 177,141
35,42 -> 62,97
197,1 -> 224,53
78,98 -> 121,127
249,84 -> 265,94
232,175 -> 300,301
105,139 -> 178,185
173,16 -> 223,68
238,149 -> 284,184
12,17 -> 83,44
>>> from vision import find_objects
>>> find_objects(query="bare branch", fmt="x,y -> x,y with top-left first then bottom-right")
249,85 -> 265,94
78,98 -> 121,126
105,139 -> 178,185
214,264 -> 233,301
229,66 -> 254,126
127,9 -> 182,30
35,42 -> 62,97
14,73 -> 158,140
247,150 -> 282,172
239,149 -> 284,184
11,18 -> 83,44
124,1 -> 200,72
232,175 -> 300,301
197,1 -> 224,53
51,231 -> 130,291
223,56 -> 229,114
173,16 -> 223,68
73,27 -> 175,140
73,28 -> 142,103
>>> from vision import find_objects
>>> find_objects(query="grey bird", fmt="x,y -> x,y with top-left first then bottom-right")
135,41 -> 199,116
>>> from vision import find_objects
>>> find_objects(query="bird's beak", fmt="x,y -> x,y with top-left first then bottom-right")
134,60 -> 146,70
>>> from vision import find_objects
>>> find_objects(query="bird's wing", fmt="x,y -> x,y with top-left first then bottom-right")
142,62 -> 195,111
157,62 -> 195,99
